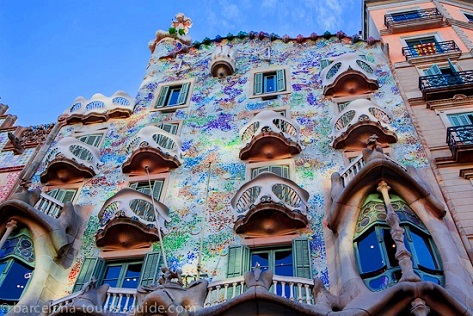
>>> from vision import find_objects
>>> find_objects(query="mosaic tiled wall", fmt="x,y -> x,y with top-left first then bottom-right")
29,35 -> 428,292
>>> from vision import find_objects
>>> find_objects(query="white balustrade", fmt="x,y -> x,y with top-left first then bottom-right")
34,192 -> 65,218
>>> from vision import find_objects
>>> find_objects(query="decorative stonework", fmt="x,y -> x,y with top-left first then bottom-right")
210,45 -> 236,78
148,13 -> 193,53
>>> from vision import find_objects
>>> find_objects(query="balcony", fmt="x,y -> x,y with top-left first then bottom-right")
402,40 -> 461,63
384,8 -> 444,34
230,172 -> 310,237
61,91 -> 134,125
320,53 -> 378,97
446,125 -> 473,162
339,154 -> 406,188
419,70 -> 473,101
122,126 -> 182,175
0,188 -> 83,261
239,110 -> 301,162
331,99 -> 397,149
96,188 -> 170,250
40,137 -> 102,184
48,274 -> 315,315
210,45 -> 236,78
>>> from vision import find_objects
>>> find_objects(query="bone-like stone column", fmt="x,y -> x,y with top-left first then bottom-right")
377,181 -> 420,282
0,219 -> 18,250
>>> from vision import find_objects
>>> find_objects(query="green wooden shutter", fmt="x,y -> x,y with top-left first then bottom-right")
72,257 -> 105,292
177,82 -> 190,105
158,123 -> 179,135
254,73 -> 263,95
448,112 -> 473,126
156,86 -> 170,108
276,69 -> 286,92
226,245 -> 250,278
447,58 -> 458,73
152,180 -> 164,200
320,59 -> 331,70
60,189 -> 77,203
424,64 -> 442,76
292,238 -> 312,279
139,251 -> 161,286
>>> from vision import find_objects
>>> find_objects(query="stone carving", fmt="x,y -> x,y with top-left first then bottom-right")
362,134 -> 384,162
135,267 -> 208,316
8,132 -> 24,154
243,264 -> 273,290
149,13 -> 193,52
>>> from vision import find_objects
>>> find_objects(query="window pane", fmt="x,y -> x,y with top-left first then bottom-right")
410,231 -> 438,270
263,74 -> 276,93
274,250 -> 293,276
168,88 -> 181,105
357,230 -> 384,274
383,229 -> 398,268
102,265 -> 121,287
251,252 -> 269,271
0,260 -> 32,301
0,262 -> 7,276
122,263 -> 142,288
368,275 -> 390,291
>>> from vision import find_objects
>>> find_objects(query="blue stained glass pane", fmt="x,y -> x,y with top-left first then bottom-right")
368,275 -> 390,291
422,274 -> 440,284
0,260 -> 32,301
411,231 -> 437,270
357,230 -> 384,274
275,250 -> 293,276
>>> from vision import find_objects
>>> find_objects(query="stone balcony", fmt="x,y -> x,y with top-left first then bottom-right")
320,53 -> 378,97
331,99 -> 397,149
96,188 -> 170,250
210,45 -> 236,78
40,137 -> 102,184
230,172 -> 310,237
122,125 -> 182,175
61,91 -> 134,125
239,110 -> 301,162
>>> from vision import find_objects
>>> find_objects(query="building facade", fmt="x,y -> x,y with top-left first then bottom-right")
1,9 -> 473,316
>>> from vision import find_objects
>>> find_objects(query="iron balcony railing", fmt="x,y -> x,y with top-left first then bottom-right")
384,8 -> 442,28
419,70 -> 473,91
402,40 -> 460,59
446,125 -> 473,151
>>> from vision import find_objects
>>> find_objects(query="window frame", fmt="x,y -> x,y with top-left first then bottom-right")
126,173 -> 170,204
400,32 -> 444,51
245,159 -> 295,182
331,94 -> 373,114
437,107 -> 473,129
461,11 -> 473,22
248,66 -> 291,100
101,259 -> 143,289
152,79 -> 195,112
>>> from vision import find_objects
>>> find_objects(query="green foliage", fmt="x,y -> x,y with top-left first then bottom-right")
178,28 -> 185,36
168,27 -> 177,35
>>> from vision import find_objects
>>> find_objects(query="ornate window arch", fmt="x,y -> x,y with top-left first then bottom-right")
354,192 -> 443,291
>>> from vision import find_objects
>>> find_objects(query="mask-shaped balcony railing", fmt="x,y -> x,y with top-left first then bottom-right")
419,70 -> 473,101
40,137 -> 102,183
331,99 -> 396,149
239,110 -> 301,161
402,40 -> 461,61
231,172 -> 309,236
446,124 -> 473,162
97,187 -> 170,248
34,192 -> 65,219
340,154 -> 406,187
62,91 -> 134,124
122,126 -> 182,174
320,53 -> 378,97
384,8 -> 443,33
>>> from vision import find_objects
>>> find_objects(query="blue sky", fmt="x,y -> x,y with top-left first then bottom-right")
0,0 -> 361,126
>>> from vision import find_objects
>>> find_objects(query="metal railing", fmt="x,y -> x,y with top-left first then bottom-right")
385,8 -> 442,28
402,40 -> 460,59
419,70 -> 473,91
446,125 -> 473,151
34,192 -> 64,218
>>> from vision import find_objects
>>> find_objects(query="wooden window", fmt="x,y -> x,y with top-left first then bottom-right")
254,69 -> 286,95
155,83 -> 190,108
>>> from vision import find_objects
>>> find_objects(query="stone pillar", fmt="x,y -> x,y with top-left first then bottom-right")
377,181 -> 420,282
0,219 -> 18,250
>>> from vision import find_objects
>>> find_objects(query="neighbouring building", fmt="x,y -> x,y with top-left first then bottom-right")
1,8 -> 473,316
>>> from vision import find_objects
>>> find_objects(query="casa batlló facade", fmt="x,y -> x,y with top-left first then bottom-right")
1,10 -> 473,316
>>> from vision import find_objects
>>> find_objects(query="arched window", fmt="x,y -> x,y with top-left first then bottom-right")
0,229 -> 34,305
354,193 -> 443,291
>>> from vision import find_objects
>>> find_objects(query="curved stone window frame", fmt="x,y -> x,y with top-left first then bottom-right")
245,158 -> 296,182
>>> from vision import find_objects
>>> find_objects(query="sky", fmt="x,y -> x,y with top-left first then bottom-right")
0,0 -> 362,126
